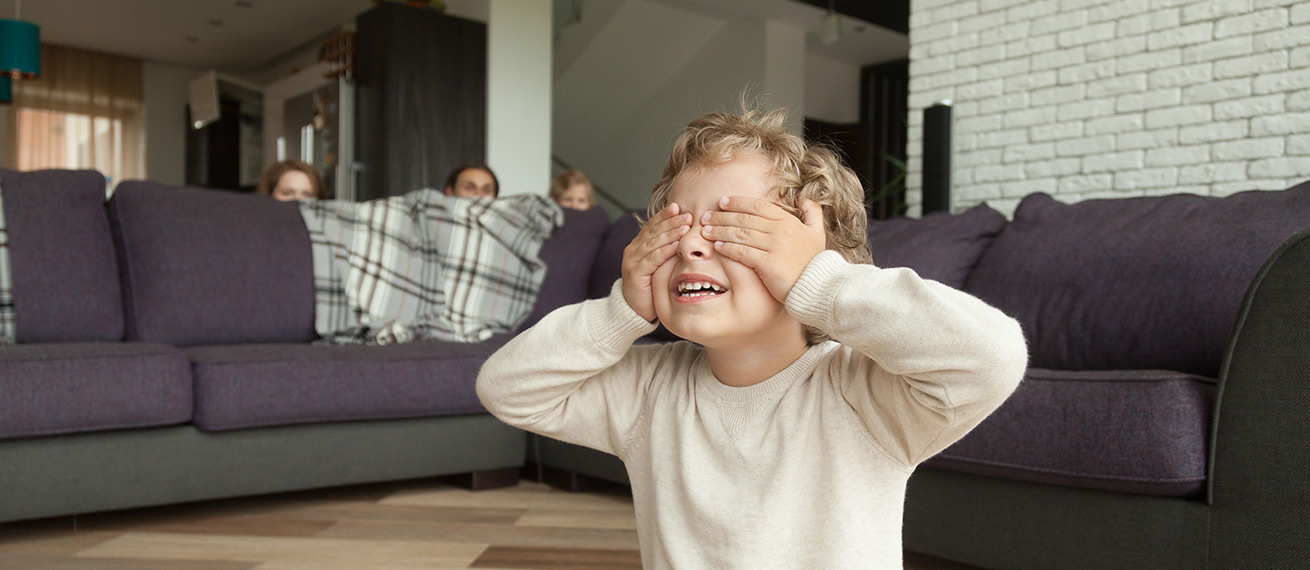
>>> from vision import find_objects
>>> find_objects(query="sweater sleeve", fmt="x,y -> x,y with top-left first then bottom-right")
785,250 -> 1028,467
476,280 -> 666,458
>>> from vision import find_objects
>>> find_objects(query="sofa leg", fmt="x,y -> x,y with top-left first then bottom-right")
538,464 -> 608,493
521,461 -> 546,483
442,467 -> 521,491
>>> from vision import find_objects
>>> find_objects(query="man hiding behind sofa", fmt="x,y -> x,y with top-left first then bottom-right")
443,163 -> 498,198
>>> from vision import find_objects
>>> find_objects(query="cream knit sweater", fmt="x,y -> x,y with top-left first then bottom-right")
477,251 -> 1028,569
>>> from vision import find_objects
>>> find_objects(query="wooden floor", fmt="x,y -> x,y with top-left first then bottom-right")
0,477 -> 980,569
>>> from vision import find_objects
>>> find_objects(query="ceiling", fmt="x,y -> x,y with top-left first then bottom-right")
640,0 -> 908,66
0,0 -> 376,71
0,0 -> 906,73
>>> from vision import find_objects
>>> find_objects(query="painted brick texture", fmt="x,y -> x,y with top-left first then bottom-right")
907,0 -> 1310,216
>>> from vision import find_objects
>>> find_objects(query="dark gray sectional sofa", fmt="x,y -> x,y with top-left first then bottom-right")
4,167 -> 1309,570
0,168 -> 611,524
539,181 -> 1310,569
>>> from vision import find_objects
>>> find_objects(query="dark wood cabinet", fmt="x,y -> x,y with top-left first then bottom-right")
354,3 -> 487,201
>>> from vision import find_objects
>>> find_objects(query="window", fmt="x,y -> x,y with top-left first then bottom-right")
16,109 -> 126,177
3,44 -> 144,191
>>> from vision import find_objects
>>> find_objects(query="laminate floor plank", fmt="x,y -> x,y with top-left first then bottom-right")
75,532 -> 488,567
382,482 -> 635,513
317,518 -> 640,551
249,562 -> 479,570
471,545 -> 643,570
0,530 -> 120,555
269,502 -> 526,526
0,552 -> 258,570
513,508 -> 640,531
77,516 -> 334,538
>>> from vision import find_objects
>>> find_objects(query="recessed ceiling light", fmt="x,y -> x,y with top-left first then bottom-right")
209,19 -> 224,27
236,0 -> 253,7
184,36 -> 198,43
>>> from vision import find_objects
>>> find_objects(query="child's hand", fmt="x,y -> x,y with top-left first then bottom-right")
622,203 -> 692,322
701,197 -> 826,303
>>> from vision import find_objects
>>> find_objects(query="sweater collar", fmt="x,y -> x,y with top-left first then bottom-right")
696,341 -> 837,403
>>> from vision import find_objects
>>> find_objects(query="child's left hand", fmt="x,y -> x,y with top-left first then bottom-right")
700,196 -> 826,303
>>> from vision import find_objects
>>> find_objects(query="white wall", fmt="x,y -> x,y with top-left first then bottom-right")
142,60 -> 203,186
805,54 -> 861,124
601,19 -> 776,208
553,4 -> 810,211
907,0 -> 1310,217
488,0 -> 553,196
763,20 -> 807,132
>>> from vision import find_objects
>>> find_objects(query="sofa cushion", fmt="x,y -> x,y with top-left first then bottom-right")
865,203 -> 1007,289
521,206 -> 610,330
965,184 -> 1310,377
186,338 -> 510,431
924,368 -> 1215,498
109,181 -> 316,346
0,343 -> 191,440
1,168 -> 123,342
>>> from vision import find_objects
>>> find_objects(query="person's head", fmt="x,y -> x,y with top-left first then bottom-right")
648,104 -> 870,347
257,160 -> 327,201
443,163 -> 499,198
550,170 -> 595,210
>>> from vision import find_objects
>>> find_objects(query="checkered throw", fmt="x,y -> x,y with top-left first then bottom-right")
0,180 -> 15,345
299,189 -> 563,344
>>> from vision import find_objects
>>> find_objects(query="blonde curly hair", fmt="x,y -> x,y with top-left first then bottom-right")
648,105 -> 872,266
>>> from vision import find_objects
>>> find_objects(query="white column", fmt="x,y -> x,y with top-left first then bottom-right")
487,0 -> 553,196
762,20 -> 806,134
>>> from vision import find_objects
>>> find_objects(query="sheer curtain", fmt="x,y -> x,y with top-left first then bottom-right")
3,44 -> 145,186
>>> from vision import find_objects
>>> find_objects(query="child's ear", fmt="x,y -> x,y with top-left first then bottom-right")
801,200 -> 824,231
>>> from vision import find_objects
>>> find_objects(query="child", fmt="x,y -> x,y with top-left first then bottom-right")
477,106 -> 1027,569
550,169 -> 595,211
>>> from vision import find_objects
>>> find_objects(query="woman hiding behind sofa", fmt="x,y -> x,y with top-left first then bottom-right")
257,160 -> 327,201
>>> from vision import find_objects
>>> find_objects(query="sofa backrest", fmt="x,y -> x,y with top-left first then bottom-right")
0,168 -> 124,342
109,181 -> 317,346
521,206 -> 610,330
586,211 -> 686,342
866,203 -> 1008,290
588,210 -> 641,300
965,183 -> 1310,377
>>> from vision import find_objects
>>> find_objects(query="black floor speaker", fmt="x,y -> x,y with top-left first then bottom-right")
922,102 -> 952,214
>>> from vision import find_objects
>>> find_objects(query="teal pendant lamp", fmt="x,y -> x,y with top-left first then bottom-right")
0,0 -> 37,175
0,0 -> 40,80
0,19 -> 39,79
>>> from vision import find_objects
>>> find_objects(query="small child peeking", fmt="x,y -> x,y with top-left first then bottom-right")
550,170 -> 596,211
477,105 -> 1027,569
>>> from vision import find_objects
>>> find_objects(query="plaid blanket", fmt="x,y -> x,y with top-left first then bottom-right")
299,189 -> 563,344
0,180 -> 14,344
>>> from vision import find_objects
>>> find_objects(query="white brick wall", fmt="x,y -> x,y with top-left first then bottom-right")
907,0 -> 1310,216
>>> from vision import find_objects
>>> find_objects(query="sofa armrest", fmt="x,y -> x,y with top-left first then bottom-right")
1208,225 -> 1310,567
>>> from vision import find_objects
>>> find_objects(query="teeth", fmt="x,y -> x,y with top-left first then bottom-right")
677,281 -> 725,295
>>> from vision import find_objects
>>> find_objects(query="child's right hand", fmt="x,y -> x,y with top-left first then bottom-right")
621,203 -> 691,322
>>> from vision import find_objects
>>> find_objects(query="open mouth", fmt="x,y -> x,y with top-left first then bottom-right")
675,278 -> 728,299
